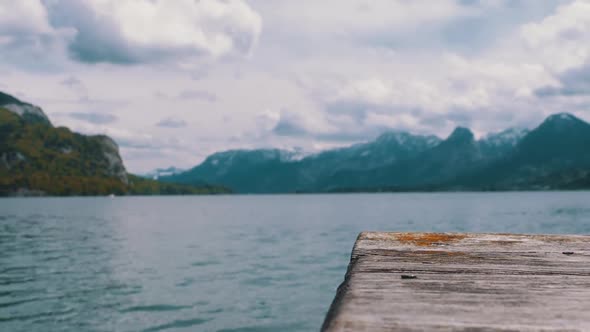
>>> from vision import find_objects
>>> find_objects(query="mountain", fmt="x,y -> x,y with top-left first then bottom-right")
167,149 -> 302,193
461,113 -> 590,190
0,91 -> 51,125
165,113 -> 590,193
479,128 -> 529,158
304,132 -> 440,172
514,113 -> 590,166
0,94 -> 128,196
0,91 -> 230,196
163,132 -> 442,192
319,126 -> 487,190
400,127 -> 483,185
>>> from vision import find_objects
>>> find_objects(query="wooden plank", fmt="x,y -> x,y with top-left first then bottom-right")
322,232 -> 590,332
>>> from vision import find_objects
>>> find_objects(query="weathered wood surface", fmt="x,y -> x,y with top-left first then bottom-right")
322,232 -> 590,332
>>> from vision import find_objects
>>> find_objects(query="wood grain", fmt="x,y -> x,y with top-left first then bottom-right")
322,232 -> 590,332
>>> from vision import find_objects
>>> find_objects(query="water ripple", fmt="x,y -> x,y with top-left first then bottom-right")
120,304 -> 193,313
141,318 -> 211,332
1,193 -> 590,332
0,308 -> 75,323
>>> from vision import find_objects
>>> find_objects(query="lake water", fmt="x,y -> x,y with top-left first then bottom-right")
1,192 -> 590,332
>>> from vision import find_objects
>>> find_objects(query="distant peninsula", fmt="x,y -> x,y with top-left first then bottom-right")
0,91 -> 230,197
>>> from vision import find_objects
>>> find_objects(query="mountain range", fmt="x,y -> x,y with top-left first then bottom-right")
163,113 -> 590,193
0,91 -> 229,196
3,90 -> 589,195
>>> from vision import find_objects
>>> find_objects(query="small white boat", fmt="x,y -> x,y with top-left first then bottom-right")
108,194 -> 116,198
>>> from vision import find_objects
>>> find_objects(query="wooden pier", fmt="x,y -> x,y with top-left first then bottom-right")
322,232 -> 590,331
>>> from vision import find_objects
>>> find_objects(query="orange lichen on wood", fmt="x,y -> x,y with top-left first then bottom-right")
394,233 -> 467,247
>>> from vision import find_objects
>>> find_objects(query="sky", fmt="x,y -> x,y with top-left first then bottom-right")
1,0 -> 590,172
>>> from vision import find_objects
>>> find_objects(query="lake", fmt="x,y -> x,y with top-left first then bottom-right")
1,192 -> 590,332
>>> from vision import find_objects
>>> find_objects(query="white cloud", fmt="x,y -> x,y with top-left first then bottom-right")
254,0 -> 471,38
0,0 -> 73,68
0,0 -> 54,35
520,0 -> 590,72
4,0 -> 590,172
48,0 -> 262,65
85,0 -> 262,59
0,0 -> 262,66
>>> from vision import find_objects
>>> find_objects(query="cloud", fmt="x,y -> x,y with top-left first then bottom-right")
178,90 -> 218,102
520,0 -> 590,72
44,0 -> 262,65
0,0 -> 262,67
68,112 -> 118,124
256,0 -> 470,37
269,108 -> 421,143
5,0 -> 590,172
0,0 -> 52,35
297,47 -> 562,139
45,0 -> 139,64
535,63 -> 590,97
272,112 -> 309,137
519,1 -> 590,100
190,68 -> 209,80
156,117 -> 188,128
60,76 -> 87,96
251,0 -> 565,56
0,0 -> 73,69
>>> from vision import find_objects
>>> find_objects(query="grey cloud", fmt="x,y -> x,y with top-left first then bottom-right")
271,110 -> 411,143
60,76 -> 87,96
153,91 -> 169,99
116,139 -> 155,150
325,99 -> 423,124
45,0 -> 142,64
156,118 -> 188,128
535,63 -> 590,97
116,136 -> 184,151
0,36 -> 62,68
75,96 -> 129,110
318,95 -> 534,142
68,112 -> 118,124
560,27 -> 585,41
323,100 -> 387,123
359,1 -> 566,55
178,90 -> 218,103
0,17 -> 71,71
315,129 -> 389,143
41,0 -> 261,65
457,0 -> 479,6
191,68 -> 210,80
324,100 -> 369,121
272,115 -> 309,137
419,108 -> 484,130
61,76 -> 83,88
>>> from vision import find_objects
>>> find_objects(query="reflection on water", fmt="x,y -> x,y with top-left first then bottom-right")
1,192 -> 590,332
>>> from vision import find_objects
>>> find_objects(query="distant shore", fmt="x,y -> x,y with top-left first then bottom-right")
5,187 -> 590,198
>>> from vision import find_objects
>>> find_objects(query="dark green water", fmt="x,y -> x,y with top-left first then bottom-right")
1,192 -> 590,331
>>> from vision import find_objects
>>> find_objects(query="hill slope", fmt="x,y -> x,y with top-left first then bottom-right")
0,105 -> 129,196
0,92 -> 229,196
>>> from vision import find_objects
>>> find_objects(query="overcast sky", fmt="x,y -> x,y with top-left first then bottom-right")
1,0 -> 589,172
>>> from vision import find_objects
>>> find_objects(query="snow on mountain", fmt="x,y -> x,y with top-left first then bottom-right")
481,128 -> 529,147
